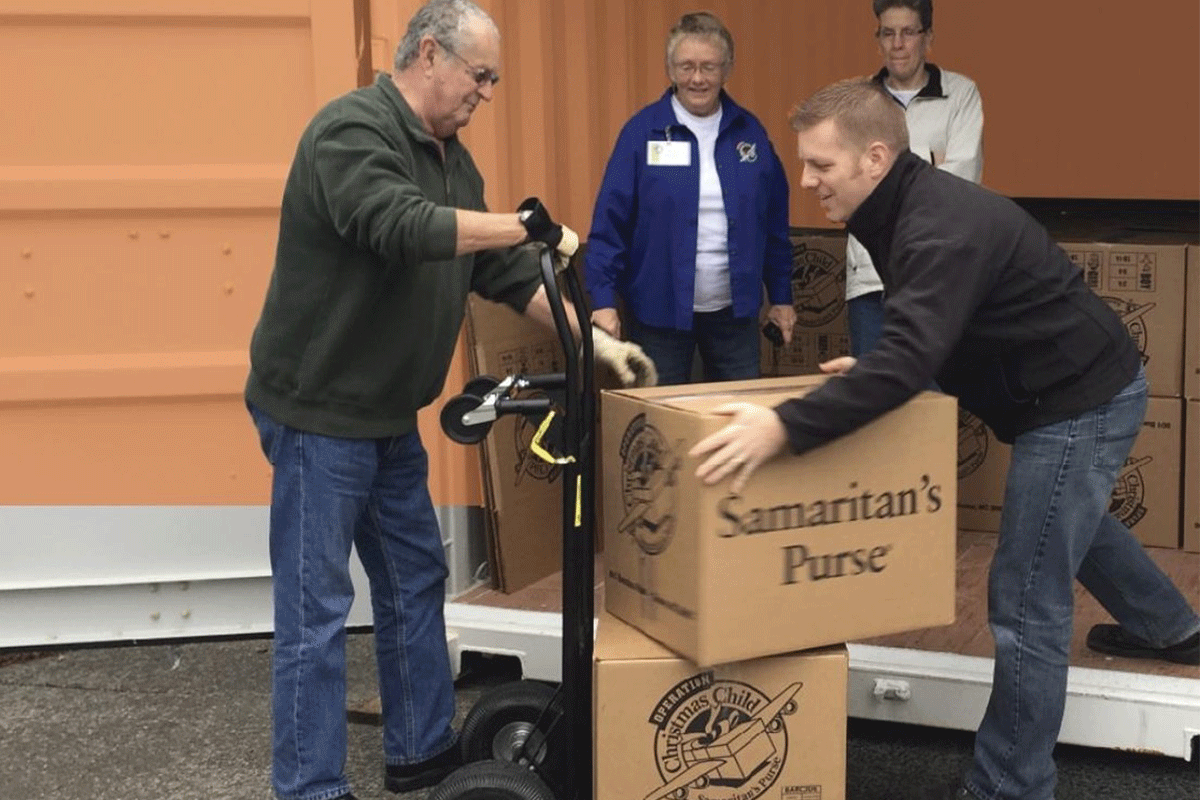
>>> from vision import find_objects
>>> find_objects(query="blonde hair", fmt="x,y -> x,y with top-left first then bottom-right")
789,78 -> 909,154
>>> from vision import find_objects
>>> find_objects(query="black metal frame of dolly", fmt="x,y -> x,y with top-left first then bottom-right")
435,245 -> 595,800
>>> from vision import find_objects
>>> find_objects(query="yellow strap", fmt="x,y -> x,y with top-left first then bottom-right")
529,410 -> 576,465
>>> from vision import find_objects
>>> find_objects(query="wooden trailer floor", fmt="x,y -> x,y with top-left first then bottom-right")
454,531 -> 1199,682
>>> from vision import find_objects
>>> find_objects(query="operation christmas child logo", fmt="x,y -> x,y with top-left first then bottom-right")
642,672 -> 802,800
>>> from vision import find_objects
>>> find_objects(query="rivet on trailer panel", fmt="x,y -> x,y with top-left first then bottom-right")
23,287 -> 35,298
222,243 -> 233,255
181,610 -> 192,620
128,231 -> 139,240
159,231 -> 171,239
223,282 -> 235,295
21,248 -> 32,258
150,612 -> 161,622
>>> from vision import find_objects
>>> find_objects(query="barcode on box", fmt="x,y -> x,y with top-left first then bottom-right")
783,785 -> 822,800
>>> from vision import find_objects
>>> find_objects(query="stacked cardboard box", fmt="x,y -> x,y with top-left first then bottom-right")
1185,245 -> 1200,552
958,237 -> 1196,550
956,400 -> 1182,548
1185,400 -> 1199,553
594,613 -> 847,800
594,375 -> 958,799
464,294 -> 571,592
601,376 -> 957,665
761,231 -> 852,377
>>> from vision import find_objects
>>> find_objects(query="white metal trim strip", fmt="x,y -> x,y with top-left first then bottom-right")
847,643 -> 1200,759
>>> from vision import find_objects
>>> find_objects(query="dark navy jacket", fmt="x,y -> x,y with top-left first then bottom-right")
775,151 -> 1139,452
585,88 -> 792,330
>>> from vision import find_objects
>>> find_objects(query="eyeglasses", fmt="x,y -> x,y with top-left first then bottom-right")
671,60 -> 726,78
876,27 -> 926,42
438,40 -> 500,87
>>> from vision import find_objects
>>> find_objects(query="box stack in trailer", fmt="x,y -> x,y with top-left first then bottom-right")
957,235 -> 1196,551
1184,245 -> 1200,553
760,231 -> 852,378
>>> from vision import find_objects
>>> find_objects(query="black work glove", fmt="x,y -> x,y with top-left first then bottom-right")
517,197 -> 579,272
517,197 -> 564,249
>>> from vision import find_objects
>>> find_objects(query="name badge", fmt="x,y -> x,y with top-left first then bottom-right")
647,141 -> 691,166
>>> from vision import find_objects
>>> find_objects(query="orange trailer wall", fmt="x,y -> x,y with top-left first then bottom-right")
4,0 -> 1196,511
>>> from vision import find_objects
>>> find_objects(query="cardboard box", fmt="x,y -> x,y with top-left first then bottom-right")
594,612 -> 846,800
465,294 -> 569,592
761,231 -> 851,377
1060,241 -> 1188,397
1112,397 -> 1183,549
956,409 -> 1012,533
956,400 -> 1183,548
602,375 -> 957,666
1186,245 -> 1199,399
1185,400 -> 1199,552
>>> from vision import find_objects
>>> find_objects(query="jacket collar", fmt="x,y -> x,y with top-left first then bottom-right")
846,149 -> 928,270
871,62 -> 946,103
376,72 -> 463,154
649,87 -> 746,138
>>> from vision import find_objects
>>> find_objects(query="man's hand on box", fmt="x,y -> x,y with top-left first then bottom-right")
689,403 -> 788,494
819,355 -> 857,375
592,326 -> 657,387
765,304 -> 796,345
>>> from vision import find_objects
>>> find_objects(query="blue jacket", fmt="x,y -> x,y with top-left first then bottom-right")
585,89 -> 792,330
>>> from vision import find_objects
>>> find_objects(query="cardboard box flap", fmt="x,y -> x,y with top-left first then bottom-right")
607,378 -> 948,417
594,612 -> 679,661
595,612 -> 849,666
1054,231 -> 1199,247
605,374 -> 825,402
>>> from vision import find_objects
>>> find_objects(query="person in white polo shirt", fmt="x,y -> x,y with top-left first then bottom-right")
846,0 -> 983,356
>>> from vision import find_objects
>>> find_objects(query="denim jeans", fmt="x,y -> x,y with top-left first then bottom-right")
847,290 -> 884,358
629,307 -> 760,386
966,368 -> 1200,800
249,405 -> 457,800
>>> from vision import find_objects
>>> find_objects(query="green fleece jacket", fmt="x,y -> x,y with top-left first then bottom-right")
246,74 -> 542,438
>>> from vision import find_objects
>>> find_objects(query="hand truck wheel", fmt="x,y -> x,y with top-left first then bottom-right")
441,394 -> 491,444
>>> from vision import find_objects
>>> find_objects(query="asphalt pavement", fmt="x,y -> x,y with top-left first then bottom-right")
0,634 -> 1195,800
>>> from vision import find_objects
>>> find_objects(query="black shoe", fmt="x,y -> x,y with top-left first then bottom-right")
384,745 -> 462,793
1086,625 -> 1200,666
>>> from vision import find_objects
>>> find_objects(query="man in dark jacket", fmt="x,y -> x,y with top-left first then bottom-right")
690,78 -> 1199,800
246,2 -> 653,799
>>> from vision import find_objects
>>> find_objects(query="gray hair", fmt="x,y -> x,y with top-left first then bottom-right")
393,0 -> 495,71
665,11 -> 735,68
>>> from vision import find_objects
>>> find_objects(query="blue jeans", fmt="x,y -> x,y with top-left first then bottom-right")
847,290 -> 884,358
629,307 -> 760,386
249,405 -> 457,800
966,368 -> 1200,800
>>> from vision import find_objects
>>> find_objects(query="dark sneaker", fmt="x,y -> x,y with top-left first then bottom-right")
1086,625 -> 1200,666
384,746 -> 462,793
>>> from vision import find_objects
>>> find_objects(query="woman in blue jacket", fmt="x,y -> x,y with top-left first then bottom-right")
585,11 -> 794,385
